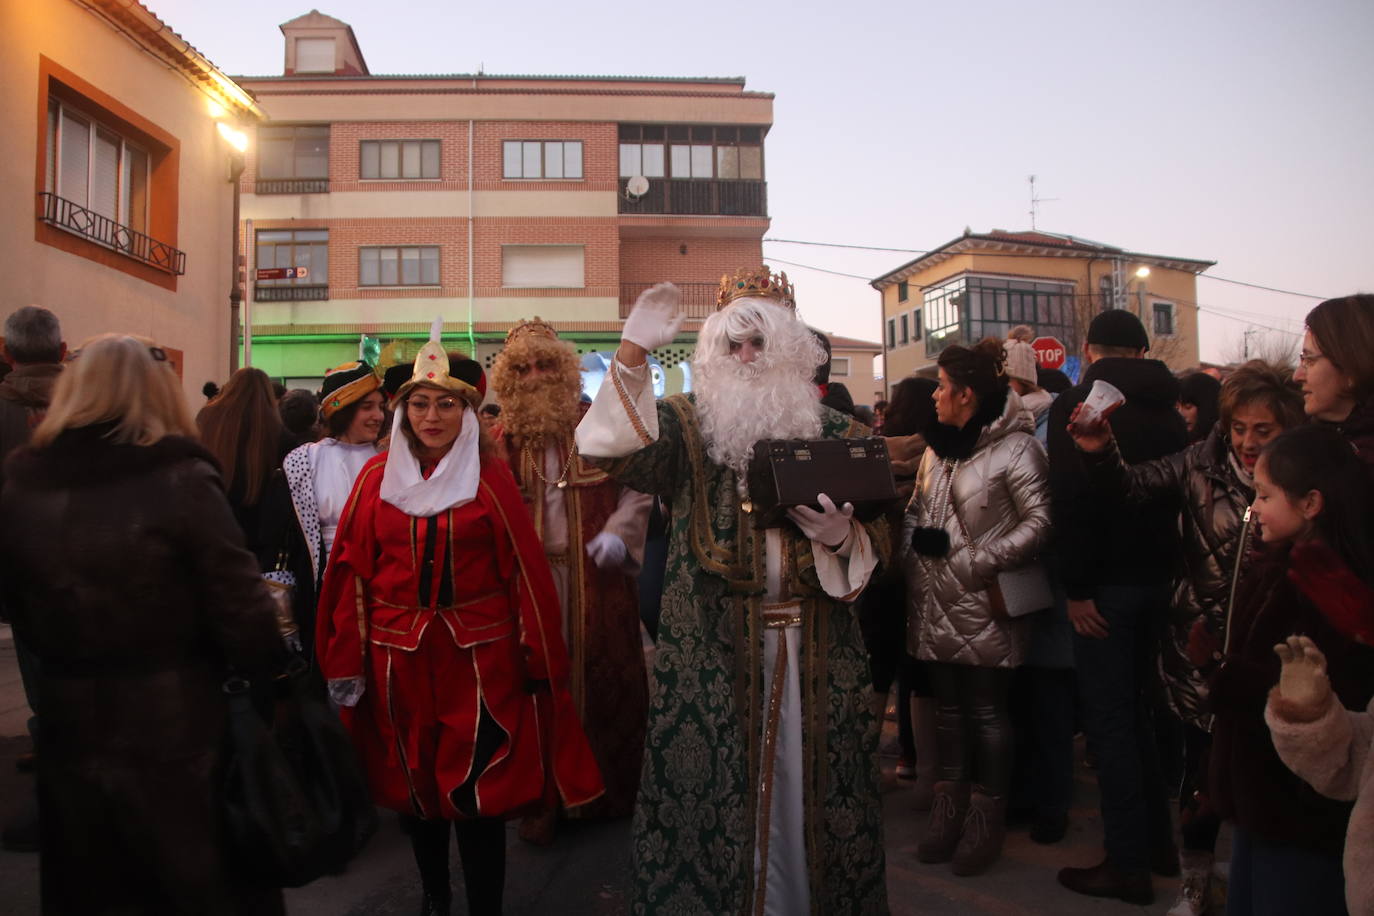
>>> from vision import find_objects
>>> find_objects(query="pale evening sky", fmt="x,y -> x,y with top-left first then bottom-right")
144,0 -> 1374,366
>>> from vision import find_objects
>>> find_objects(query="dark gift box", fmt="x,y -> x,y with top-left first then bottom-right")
745,437 -> 898,529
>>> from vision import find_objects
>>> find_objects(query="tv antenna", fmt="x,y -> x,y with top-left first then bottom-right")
1028,175 -> 1059,230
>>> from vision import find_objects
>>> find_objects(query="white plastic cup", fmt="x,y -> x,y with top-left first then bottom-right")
1075,379 -> 1126,428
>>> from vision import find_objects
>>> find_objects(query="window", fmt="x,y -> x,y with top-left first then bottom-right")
45,98 -> 150,238
1099,274 -> 1116,312
899,313 -> 910,345
618,124 -> 763,180
361,140 -> 439,180
295,38 -> 336,73
897,281 -> 909,303
911,308 -> 923,341
923,274 -> 1075,357
886,317 -> 897,349
360,246 -> 439,286
501,245 -> 584,288
502,141 -> 583,179
256,229 -> 328,293
831,356 -> 851,377
258,125 -> 329,180
1153,301 -> 1176,337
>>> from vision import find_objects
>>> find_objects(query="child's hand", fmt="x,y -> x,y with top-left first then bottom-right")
1273,635 -> 1332,711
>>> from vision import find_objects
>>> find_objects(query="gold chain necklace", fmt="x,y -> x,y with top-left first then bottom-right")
523,437 -> 576,489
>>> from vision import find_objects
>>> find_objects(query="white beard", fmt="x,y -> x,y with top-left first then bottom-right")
694,358 -> 823,479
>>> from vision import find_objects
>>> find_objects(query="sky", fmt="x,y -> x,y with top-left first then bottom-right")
144,0 -> 1374,365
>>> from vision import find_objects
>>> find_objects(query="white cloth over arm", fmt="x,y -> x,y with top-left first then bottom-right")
811,522 -> 877,602
576,360 -> 657,458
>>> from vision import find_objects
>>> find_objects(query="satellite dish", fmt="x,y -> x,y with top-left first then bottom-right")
625,175 -> 649,198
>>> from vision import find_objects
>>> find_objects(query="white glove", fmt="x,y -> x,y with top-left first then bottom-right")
622,282 -> 685,351
586,531 -> 629,569
327,676 -> 365,708
787,493 -> 855,548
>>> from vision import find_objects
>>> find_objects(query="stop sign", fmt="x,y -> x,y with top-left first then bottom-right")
1032,336 -> 1067,370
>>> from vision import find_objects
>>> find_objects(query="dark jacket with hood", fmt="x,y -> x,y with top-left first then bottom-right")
1208,543 -> 1374,858
0,425 -> 286,914
0,362 -> 62,487
1082,424 -> 1252,727
1047,356 -> 1187,600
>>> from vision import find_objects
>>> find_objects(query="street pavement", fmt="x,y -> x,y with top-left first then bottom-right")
0,623 -> 1208,914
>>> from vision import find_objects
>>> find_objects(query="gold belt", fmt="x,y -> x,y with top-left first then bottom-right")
762,600 -> 802,629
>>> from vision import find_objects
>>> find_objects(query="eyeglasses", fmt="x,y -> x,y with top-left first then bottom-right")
406,396 -> 462,416
1298,351 -> 1327,369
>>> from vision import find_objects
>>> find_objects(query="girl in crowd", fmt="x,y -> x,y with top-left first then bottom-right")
1071,361 -> 1305,915
1208,424 -> 1374,916
315,326 -> 601,915
1177,371 -> 1222,444
1296,294 -> 1374,466
0,336 -> 286,914
904,338 -> 1050,875
282,361 -> 386,610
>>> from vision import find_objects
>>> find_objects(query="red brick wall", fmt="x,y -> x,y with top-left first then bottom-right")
619,237 -> 763,284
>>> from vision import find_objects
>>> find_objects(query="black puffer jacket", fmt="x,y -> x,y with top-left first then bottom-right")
1082,424 -> 1252,727
1047,356 -> 1187,599
0,425 -> 286,914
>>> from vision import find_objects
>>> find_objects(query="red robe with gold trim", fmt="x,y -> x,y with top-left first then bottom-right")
316,452 -> 603,820
498,429 -> 649,818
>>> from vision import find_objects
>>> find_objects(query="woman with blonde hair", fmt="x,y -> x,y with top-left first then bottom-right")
0,334 -> 287,914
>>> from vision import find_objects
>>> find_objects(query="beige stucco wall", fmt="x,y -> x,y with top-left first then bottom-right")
250,295 -> 619,327
0,0 -> 241,401
831,346 -> 880,408
242,189 -> 618,220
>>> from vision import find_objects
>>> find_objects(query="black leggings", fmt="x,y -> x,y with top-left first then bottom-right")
927,661 -> 1014,794
401,814 -> 506,915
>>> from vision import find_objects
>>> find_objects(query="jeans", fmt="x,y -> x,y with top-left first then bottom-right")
1010,666 -> 1076,822
1228,826 -> 1348,916
927,662 -> 1013,793
1073,583 -> 1173,870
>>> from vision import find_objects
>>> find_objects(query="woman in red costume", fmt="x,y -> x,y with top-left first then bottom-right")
316,320 -> 603,916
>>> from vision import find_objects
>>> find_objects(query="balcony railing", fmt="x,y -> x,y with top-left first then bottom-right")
37,192 -> 185,275
254,178 -> 329,195
621,282 -> 719,319
618,179 -> 767,217
254,285 -> 329,302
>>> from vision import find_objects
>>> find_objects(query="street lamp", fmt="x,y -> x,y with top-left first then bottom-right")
216,120 -> 249,373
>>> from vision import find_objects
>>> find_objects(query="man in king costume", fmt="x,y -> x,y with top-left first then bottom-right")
576,269 -> 889,915
490,318 -> 651,840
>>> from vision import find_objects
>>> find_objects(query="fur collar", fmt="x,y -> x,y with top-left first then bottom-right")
923,387 -> 1010,460
5,423 -> 221,489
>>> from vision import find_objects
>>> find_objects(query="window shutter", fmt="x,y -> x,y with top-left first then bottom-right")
59,110 -> 90,204
296,38 -> 335,73
91,128 -> 120,221
501,246 -> 585,288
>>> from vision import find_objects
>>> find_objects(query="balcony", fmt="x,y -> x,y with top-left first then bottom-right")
621,282 -> 718,319
618,179 -> 767,217
37,192 -> 185,275
254,285 -> 329,302
254,178 -> 329,195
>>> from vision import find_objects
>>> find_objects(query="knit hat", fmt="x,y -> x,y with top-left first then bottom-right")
1002,337 -> 1038,386
1087,309 -> 1150,351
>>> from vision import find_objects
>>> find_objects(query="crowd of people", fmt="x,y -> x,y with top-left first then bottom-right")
0,282 -> 1372,916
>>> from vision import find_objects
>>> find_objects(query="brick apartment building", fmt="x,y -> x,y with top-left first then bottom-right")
234,11 -> 774,394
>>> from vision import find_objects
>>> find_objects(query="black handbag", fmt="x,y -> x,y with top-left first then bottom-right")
220,658 -> 378,887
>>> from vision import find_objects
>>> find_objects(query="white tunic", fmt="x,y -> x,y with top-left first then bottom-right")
577,359 -> 876,915
310,439 -> 379,559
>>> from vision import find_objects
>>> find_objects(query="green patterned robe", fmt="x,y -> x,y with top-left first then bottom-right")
591,394 -> 890,916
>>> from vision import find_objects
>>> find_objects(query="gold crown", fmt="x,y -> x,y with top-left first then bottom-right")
717,266 -> 795,310
504,316 -> 560,346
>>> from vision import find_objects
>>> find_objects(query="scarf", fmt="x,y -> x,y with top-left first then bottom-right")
379,408 -> 480,517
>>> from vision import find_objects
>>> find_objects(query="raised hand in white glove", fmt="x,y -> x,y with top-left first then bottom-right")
787,493 -> 855,548
621,282 -> 685,352
586,531 -> 629,569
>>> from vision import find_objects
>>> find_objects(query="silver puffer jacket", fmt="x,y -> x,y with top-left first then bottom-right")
903,391 -> 1051,668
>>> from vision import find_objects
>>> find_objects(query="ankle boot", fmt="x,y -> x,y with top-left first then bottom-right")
917,781 -> 969,863
911,697 -> 939,811
950,786 -> 1007,876
1166,851 -> 1213,916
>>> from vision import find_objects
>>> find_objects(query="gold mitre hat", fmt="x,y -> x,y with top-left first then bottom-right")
717,265 -> 796,311
394,316 -> 483,409
504,316 -> 561,347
